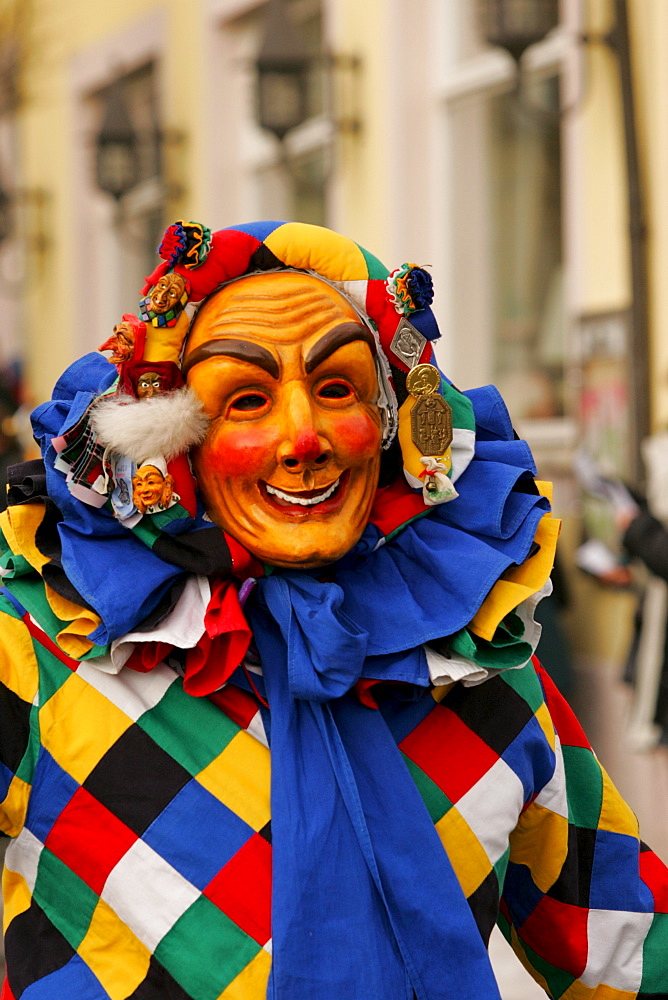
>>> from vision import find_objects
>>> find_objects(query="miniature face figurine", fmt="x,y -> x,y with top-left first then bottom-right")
150,273 -> 187,314
184,272 -> 383,568
98,321 -> 135,365
136,371 -> 168,399
132,464 -> 174,513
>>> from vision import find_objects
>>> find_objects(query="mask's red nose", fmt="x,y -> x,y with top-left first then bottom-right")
293,431 -> 322,462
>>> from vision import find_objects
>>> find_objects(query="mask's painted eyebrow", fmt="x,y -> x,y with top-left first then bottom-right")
181,339 -> 280,379
304,322 -> 376,375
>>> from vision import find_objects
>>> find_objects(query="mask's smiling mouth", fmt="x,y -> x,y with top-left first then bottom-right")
260,471 -> 349,514
267,480 -> 339,506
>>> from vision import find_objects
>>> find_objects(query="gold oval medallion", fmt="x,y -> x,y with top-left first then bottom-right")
406,363 -> 441,397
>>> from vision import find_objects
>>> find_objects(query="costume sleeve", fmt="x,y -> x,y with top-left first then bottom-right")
623,509 -> 668,581
0,595 -> 40,837
499,663 -> 668,997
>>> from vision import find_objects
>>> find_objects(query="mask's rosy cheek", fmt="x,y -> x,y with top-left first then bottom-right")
330,411 -> 381,461
202,426 -> 278,478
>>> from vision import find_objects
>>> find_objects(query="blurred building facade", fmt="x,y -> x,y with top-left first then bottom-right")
0,0 -> 665,672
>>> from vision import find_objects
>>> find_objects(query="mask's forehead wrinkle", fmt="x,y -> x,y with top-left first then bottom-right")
194,285 -> 348,342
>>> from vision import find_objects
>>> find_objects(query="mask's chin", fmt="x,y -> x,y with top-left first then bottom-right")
246,523 -> 366,569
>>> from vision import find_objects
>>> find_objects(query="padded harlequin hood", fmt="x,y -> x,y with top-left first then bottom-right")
145,220 -> 441,353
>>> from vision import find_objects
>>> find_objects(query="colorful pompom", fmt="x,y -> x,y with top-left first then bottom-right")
386,263 -> 434,315
158,220 -> 213,270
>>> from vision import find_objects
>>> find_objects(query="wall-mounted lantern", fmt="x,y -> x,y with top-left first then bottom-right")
255,0 -> 361,144
255,0 -> 312,142
94,80 -> 141,201
477,0 -> 560,62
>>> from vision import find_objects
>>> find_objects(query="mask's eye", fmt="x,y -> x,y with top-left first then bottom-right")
229,393 -> 269,412
317,381 -> 353,399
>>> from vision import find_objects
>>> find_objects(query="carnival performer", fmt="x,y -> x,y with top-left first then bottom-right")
0,220 -> 666,1000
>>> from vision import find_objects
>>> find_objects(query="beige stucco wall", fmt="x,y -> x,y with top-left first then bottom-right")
330,0 -> 440,270
572,0 -> 630,315
328,0 -> 390,256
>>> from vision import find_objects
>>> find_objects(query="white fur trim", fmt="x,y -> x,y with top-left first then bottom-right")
90,387 -> 210,463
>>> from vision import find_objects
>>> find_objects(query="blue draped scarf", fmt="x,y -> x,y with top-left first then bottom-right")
249,574 -> 503,1000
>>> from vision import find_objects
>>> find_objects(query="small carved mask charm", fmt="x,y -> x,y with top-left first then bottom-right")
132,463 -> 175,513
136,371 -> 168,399
99,321 -> 137,365
150,273 -> 187,314
140,273 -> 189,329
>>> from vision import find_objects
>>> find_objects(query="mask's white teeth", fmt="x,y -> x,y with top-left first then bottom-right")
266,478 -> 340,506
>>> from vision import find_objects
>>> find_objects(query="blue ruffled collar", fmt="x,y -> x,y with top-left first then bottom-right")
27,352 -> 548,658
